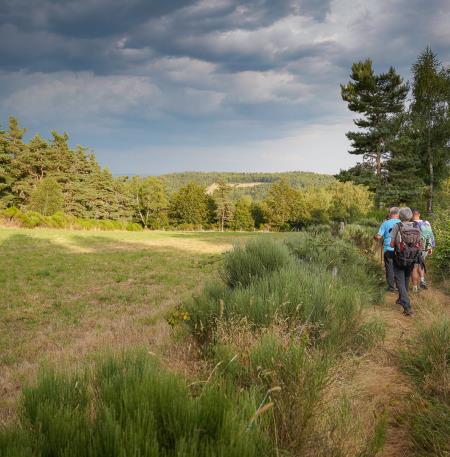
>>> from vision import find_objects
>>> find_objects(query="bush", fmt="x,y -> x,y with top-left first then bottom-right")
0,208 -> 143,232
430,210 -> 450,280
401,319 -> 450,401
212,330 -> 331,453
17,210 -> 45,228
222,237 -> 292,288
0,352 -> 272,457
401,319 -> 450,457
188,236 -> 382,348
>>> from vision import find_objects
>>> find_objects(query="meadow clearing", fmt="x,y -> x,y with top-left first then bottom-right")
0,226 -> 448,457
0,228 -> 262,421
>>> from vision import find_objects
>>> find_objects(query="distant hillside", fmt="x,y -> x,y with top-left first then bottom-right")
160,171 -> 335,201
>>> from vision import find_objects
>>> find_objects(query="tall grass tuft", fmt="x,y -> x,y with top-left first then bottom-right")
401,319 -> 450,457
401,319 -> 449,401
0,352 -> 273,457
222,237 -> 292,288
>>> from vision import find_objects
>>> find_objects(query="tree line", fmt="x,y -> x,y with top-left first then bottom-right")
0,118 -> 373,230
338,47 -> 450,213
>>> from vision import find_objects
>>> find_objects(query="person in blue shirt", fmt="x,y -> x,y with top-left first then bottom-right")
374,207 -> 400,292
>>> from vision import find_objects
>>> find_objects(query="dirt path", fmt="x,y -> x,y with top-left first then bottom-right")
363,287 -> 449,457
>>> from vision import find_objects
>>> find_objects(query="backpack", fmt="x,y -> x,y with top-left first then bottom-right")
414,220 -> 434,250
394,222 -> 422,268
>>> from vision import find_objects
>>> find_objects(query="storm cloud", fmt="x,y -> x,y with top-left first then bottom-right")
1,0 -> 449,174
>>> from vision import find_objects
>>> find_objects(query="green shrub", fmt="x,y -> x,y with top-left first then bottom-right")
401,319 -> 449,401
188,261 -> 373,349
126,222 -> 143,231
0,352 -> 272,457
0,206 -> 21,220
401,319 -> 450,457
344,224 -> 376,254
304,224 -> 332,235
222,237 -> 292,288
17,210 -> 45,228
430,211 -> 450,280
212,330 -> 331,454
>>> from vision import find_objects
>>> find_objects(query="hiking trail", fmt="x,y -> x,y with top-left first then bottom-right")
360,287 -> 449,457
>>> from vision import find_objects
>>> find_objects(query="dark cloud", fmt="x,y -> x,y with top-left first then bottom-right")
0,0 -> 449,174
0,0 -> 198,37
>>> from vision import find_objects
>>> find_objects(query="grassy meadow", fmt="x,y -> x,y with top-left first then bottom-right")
0,227 -> 261,422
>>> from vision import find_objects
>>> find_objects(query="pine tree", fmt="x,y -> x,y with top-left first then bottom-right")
341,60 -> 408,201
0,125 -> 13,208
384,115 -> 425,207
410,47 -> 450,213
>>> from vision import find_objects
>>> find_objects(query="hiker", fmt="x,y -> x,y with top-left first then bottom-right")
411,208 -> 435,292
390,207 -> 422,316
374,207 -> 400,293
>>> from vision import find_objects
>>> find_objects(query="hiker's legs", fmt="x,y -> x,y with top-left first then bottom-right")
394,264 -> 411,312
419,252 -> 428,288
384,251 -> 396,290
412,264 -> 420,290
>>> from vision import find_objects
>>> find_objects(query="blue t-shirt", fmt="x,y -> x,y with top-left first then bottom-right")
378,218 -> 400,252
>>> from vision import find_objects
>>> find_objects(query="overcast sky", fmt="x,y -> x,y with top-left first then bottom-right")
1,0 -> 449,175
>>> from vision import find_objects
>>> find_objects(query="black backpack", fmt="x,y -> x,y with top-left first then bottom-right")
394,222 -> 422,268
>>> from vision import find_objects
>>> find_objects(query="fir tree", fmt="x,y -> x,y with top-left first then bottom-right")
410,47 -> 450,213
341,60 -> 408,201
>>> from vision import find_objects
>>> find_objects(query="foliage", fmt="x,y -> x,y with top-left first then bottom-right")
231,196 -> 254,231
340,59 -> 408,203
328,181 -> 373,222
0,352 -> 272,457
128,176 -> 169,228
401,319 -> 450,401
187,236 -> 382,346
161,171 -> 335,198
410,47 -> 450,213
28,177 -> 64,215
430,210 -> 450,279
0,208 -> 143,231
339,49 -> 449,211
169,182 -> 211,227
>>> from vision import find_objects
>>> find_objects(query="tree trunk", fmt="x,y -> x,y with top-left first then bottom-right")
428,156 -> 434,214
427,123 -> 434,215
375,150 -> 381,176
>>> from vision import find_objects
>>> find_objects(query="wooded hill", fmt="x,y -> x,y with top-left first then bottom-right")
159,171 -> 335,201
